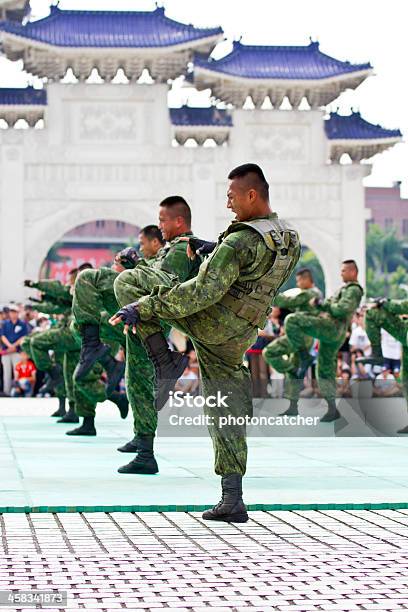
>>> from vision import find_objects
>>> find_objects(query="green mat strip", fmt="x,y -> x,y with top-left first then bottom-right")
2,502 -> 408,513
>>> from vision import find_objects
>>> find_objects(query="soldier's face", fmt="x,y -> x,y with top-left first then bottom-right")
139,233 -> 160,258
227,179 -> 255,221
159,207 -> 180,241
341,264 -> 357,282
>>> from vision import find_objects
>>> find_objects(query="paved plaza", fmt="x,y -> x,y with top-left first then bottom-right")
2,399 -> 408,610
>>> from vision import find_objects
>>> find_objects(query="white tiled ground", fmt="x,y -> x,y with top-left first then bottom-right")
2,510 -> 408,610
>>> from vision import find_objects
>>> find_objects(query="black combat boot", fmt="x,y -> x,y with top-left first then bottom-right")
144,332 -> 189,411
117,435 -> 158,474
39,364 -> 64,394
109,391 -> 129,419
279,400 -> 299,417
320,400 -> 341,422
57,401 -> 79,423
51,397 -> 66,417
397,425 -> 408,434
356,348 -> 384,367
296,349 -> 314,382
99,353 -> 125,396
117,436 -> 141,453
74,324 -> 110,381
202,474 -> 248,523
66,416 -> 96,436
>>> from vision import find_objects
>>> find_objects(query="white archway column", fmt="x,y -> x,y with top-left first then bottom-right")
0,139 -> 25,303
341,164 -> 370,290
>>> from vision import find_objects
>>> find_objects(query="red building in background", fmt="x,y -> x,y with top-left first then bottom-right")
365,183 -> 408,239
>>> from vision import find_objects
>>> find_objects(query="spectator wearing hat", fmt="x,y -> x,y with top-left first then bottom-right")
1,305 -> 30,395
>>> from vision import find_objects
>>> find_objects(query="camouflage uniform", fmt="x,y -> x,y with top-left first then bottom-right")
365,300 -> 408,400
285,282 -> 364,401
73,236 -> 201,437
29,280 -> 104,417
114,215 -> 300,475
263,287 -> 321,400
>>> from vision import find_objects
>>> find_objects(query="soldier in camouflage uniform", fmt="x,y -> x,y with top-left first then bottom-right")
20,333 -> 67,418
356,298 -> 408,433
285,260 -> 364,422
25,272 -> 79,422
73,210 -> 201,474
25,267 -> 127,434
111,164 -> 300,523
263,268 -> 322,416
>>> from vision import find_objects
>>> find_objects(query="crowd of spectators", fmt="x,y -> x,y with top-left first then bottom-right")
0,303 -> 49,398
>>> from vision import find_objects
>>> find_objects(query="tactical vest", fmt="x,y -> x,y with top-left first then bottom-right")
220,216 -> 300,327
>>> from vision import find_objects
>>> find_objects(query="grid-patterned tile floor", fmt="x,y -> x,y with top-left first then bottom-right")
2,510 -> 408,610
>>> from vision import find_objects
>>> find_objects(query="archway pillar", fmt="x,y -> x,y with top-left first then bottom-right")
0,141 -> 25,303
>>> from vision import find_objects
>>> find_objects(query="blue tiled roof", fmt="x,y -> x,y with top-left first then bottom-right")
0,6 -> 223,48
170,106 -> 232,127
325,112 -> 402,140
194,41 -> 372,80
0,86 -> 46,105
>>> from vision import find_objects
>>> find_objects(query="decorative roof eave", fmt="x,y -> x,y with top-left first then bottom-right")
329,137 -> 402,162
1,31 -> 223,82
173,124 -> 230,145
0,104 -> 44,126
193,65 -> 373,108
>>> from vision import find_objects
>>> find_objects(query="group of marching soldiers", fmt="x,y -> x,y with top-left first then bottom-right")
22,162 -> 408,523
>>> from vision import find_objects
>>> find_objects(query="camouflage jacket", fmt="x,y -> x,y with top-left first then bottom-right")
137,215 -> 298,324
274,286 -> 322,312
319,281 -> 364,323
150,232 -> 202,283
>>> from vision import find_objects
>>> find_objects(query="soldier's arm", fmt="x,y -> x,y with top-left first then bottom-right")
326,286 -> 363,318
159,241 -> 196,283
137,238 -> 241,320
32,280 -> 72,303
384,299 -> 408,314
36,299 -> 70,315
274,289 -> 313,310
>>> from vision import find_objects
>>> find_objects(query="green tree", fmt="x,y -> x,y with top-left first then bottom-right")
280,247 -> 325,295
366,224 -> 408,298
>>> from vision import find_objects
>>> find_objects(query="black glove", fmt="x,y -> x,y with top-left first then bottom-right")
374,297 -> 388,308
114,302 -> 141,326
188,237 -> 217,256
117,247 -> 140,269
24,280 -> 35,288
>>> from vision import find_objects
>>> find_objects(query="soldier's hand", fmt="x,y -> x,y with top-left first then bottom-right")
109,302 -> 141,335
117,247 -> 140,269
24,280 -> 35,288
188,237 -> 217,257
374,297 -> 388,308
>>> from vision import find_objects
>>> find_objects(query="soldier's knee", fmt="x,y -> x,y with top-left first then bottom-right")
284,312 -> 298,332
113,270 -> 133,302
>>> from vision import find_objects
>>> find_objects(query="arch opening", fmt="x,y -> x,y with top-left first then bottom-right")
40,219 -> 141,282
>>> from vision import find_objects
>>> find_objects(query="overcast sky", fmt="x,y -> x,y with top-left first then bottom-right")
1,0 -> 406,194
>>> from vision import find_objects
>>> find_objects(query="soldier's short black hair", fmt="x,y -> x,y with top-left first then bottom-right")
159,196 -> 191,227
78,262 -> 93,271
68,268 -> 78,276
342,259 -> 358,273
228,163 -> 269,200
296,267 -> 314,282
141,225 -> 165,245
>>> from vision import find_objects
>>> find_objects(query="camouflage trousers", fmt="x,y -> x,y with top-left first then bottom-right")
285,312 -> 347,402
21,334 -> 65,400
263,334 -> 313,401
30,324 -> 104,418
366,307 -> 408,399
73,266 -> 156,435
114,268 -> 256,476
